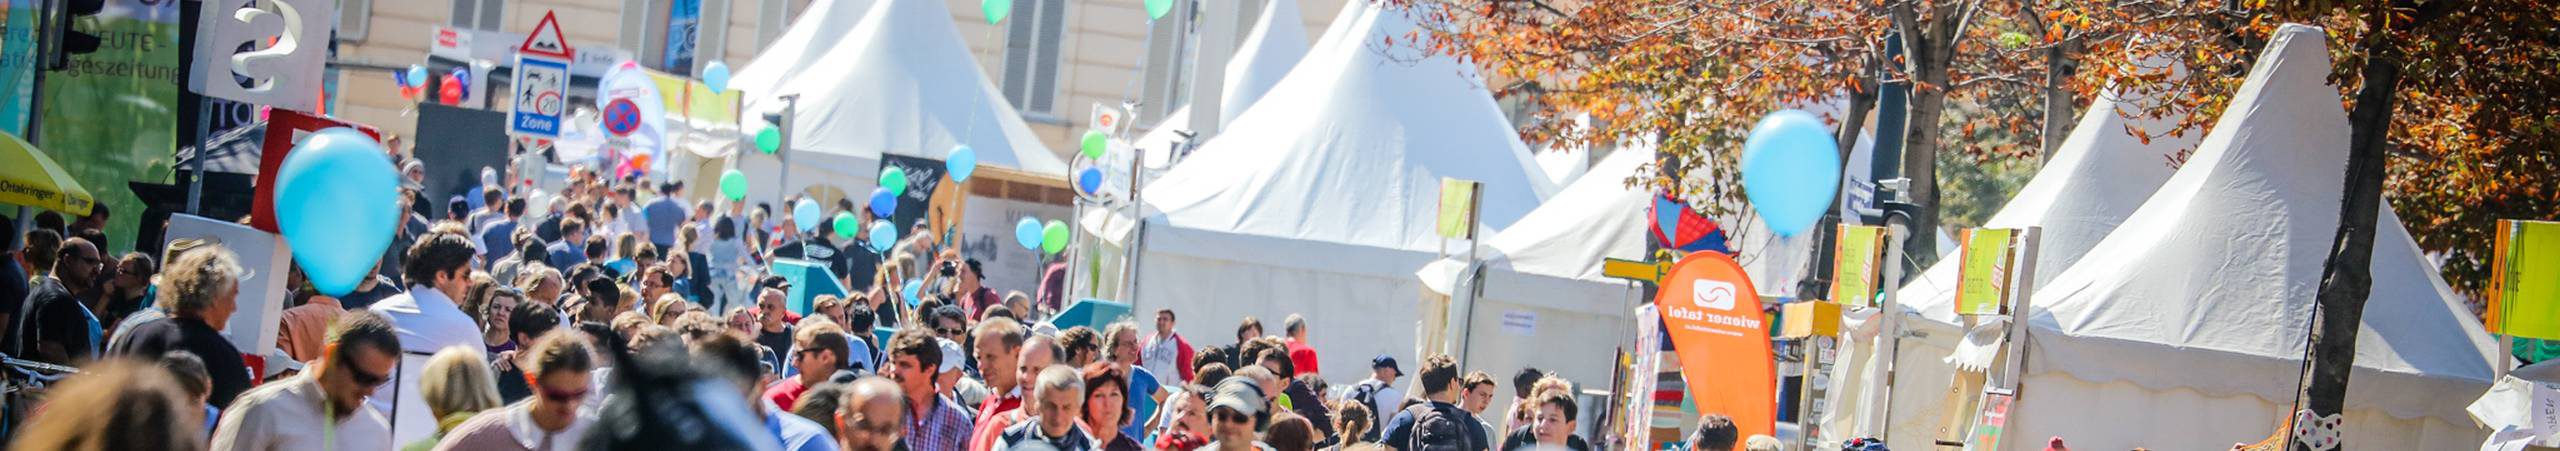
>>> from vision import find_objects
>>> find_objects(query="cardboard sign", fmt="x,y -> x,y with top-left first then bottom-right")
253,110 -> 382,233
1830,224 -> 1886,306
1954,228 -> 2017,316
190,0 -> 335,112
1438,178 -> 1481,239
508,53 -> 571,137
163,214 -> 289,356
2492,220 -> 2560,340
1654,251 -> 1776,440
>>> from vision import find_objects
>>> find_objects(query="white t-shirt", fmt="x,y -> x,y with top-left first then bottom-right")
369,286 -> 482,446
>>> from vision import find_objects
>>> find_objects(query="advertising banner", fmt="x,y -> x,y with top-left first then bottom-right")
1830,224 -> 1885,307
1654,251 -> 1775,439
1954,228 -> 2017,316
39,0 -> 183,253
0,0 -> 36,134
2491,220 -> 2560,340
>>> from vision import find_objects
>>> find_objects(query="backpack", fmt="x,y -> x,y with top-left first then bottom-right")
1411,403 -> 1473,451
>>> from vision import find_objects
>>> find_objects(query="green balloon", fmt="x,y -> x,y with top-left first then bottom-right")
719,169 -> 748,200
880,167 -> 909,196
982,0 -> 1010,24
1041,220 -> 1069,255
1144,0 -> 1172,20
756,126 -> 782,153
1080,130 -> 1109,160
833,212 -> 858,239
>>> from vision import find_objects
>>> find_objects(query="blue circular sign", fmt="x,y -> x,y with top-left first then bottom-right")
603,98 -> 642,136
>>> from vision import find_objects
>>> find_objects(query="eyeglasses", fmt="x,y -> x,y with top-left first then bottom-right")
342,358 -> 391,387
1212,409 -> 1252,425
935,327 -> 963,337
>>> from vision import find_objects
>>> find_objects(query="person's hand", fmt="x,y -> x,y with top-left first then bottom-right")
493,350 -> 520,371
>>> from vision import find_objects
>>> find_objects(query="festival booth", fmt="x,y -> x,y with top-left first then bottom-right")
1109,2 -> 1556,381
729,0 -> 1070,206
1835,25 -> 2496,450
1811,56 -> 2201,448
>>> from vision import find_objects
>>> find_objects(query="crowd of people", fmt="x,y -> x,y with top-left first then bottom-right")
0,159 -> 1776,451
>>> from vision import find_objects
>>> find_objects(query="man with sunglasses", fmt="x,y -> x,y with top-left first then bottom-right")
21,237 -> 104,365
887,329 -> 975,451
212,310 -> 401,451
837,377 -> 908,451
1203,376 -> 1270,451
435,330 -> 601,450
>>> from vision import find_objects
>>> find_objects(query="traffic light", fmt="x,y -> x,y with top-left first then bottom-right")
42,0 -> 106,70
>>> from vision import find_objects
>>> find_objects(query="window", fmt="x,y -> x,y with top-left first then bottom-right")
1000,0 -> 1067,117
448,0 -> 503,30
338,0 -> 374,41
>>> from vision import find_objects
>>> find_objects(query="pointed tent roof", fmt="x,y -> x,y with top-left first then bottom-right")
2024,24 -> 2493,421
1136,1 -> 1555,275
1894,80 -> 2196,325
1133,0 -> 1325,162
746,0 -> 1068,176
729,0 -> 875,96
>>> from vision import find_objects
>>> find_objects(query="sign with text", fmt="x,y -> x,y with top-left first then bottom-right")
1962,389 -> 2015,451
2492,220 -> 2560,340
508,53 -> 569,137
1954,228 -> 2018,316
1654,251 -> 1775,440
1829,224 -> 1886,307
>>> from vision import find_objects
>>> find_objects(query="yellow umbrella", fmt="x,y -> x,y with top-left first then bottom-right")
0,132 -> 94,216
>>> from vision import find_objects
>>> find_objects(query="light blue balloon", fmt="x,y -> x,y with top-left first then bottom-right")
274,128 -> 400,297
868,187 -> 897,218
702,62 -> 732,94
869,221 -> 898,252
1740,110 -> 1844,237
902,280 -> 924,306
793,199 -> 822,232
946,145 -> 978,182
1015,217 -> 1043,250
405,65 -> 428,87
1076,166 -> 1104,194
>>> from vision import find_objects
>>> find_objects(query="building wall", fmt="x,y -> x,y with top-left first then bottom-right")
328,0 -> 1349,157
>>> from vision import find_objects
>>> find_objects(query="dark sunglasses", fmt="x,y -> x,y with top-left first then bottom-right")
1212,409 -> 1252,424
342,358 -> 391,387
935,327 -> 964,336
538,385 -> 591,402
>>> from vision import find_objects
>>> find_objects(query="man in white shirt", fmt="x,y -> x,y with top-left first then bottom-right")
212,311 -> 400,451
1346,355 -> 1404,442
371,228 -> 486,445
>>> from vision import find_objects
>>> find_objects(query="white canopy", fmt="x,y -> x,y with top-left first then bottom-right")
1892,85 -> 2196,325
2002,24 -> 2492,450
728,0 -> 873,96
1409,147 -> 1650,395
733,0 -> 1068,202
1125,1 -> 1554,381
1133,0 -> 1323,164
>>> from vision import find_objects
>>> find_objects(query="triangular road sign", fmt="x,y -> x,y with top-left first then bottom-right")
520,11 -> 575,58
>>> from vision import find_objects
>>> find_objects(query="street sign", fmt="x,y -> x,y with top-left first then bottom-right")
603,98 -> 642,136
508,53 -> 570,137
519,11 -> 575,59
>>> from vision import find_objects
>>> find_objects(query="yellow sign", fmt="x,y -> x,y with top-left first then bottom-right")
1954,228 -> 2016,316
1437,178 -> 1480,239
645,71 -> 742,124
2490,220 -> 2560,340
1830,224 -> 1887,307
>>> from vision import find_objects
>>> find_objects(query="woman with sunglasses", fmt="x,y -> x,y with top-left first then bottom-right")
433,330 -> 600,450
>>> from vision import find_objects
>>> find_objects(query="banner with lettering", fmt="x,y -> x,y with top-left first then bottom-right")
1954,228 -> 2017,316
1654,251 -> 1775,439
1830,224 -> 1886,307
37,0 -> 183,253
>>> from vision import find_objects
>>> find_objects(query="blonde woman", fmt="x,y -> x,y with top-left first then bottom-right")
403,347 -> 503,451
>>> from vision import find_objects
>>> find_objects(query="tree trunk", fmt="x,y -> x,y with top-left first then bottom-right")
2040,38 -> 2078,164
1892,1 -> 1963,268
2291,8 -> 2404,451
1799,80 -> 1882,297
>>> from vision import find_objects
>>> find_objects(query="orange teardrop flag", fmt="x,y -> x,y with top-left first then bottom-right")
1654,251 -> 1776,439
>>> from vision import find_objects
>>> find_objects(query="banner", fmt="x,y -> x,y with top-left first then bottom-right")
1654,251 -> 1775,439
39,0 -> 183,253
1437,178 -> 1479,239
879,153 -> 955,241
2491,220 -> 2560,340
0,0 -> 36,134
1830,224 -> 1886,307
1954,228 -> 2017,316
1962,390 -> 2015,451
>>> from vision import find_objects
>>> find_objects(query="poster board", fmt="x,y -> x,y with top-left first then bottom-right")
1953,228 -> 2018,316
2491,220 -> 2560,340
1830,224 -> 1886,307
162,214 -> 289,356
878,154 -> 958,242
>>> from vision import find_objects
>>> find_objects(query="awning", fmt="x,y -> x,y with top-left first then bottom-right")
0,132 -> 96,216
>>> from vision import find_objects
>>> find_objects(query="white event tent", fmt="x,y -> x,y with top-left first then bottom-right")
1854,24 -> 2493,450
727,0 -> 872,95
1119,1 -> 1556,381
1131,0 -> 1316,165
1814,59 -> 2200,448
730,0 -> 1069,204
